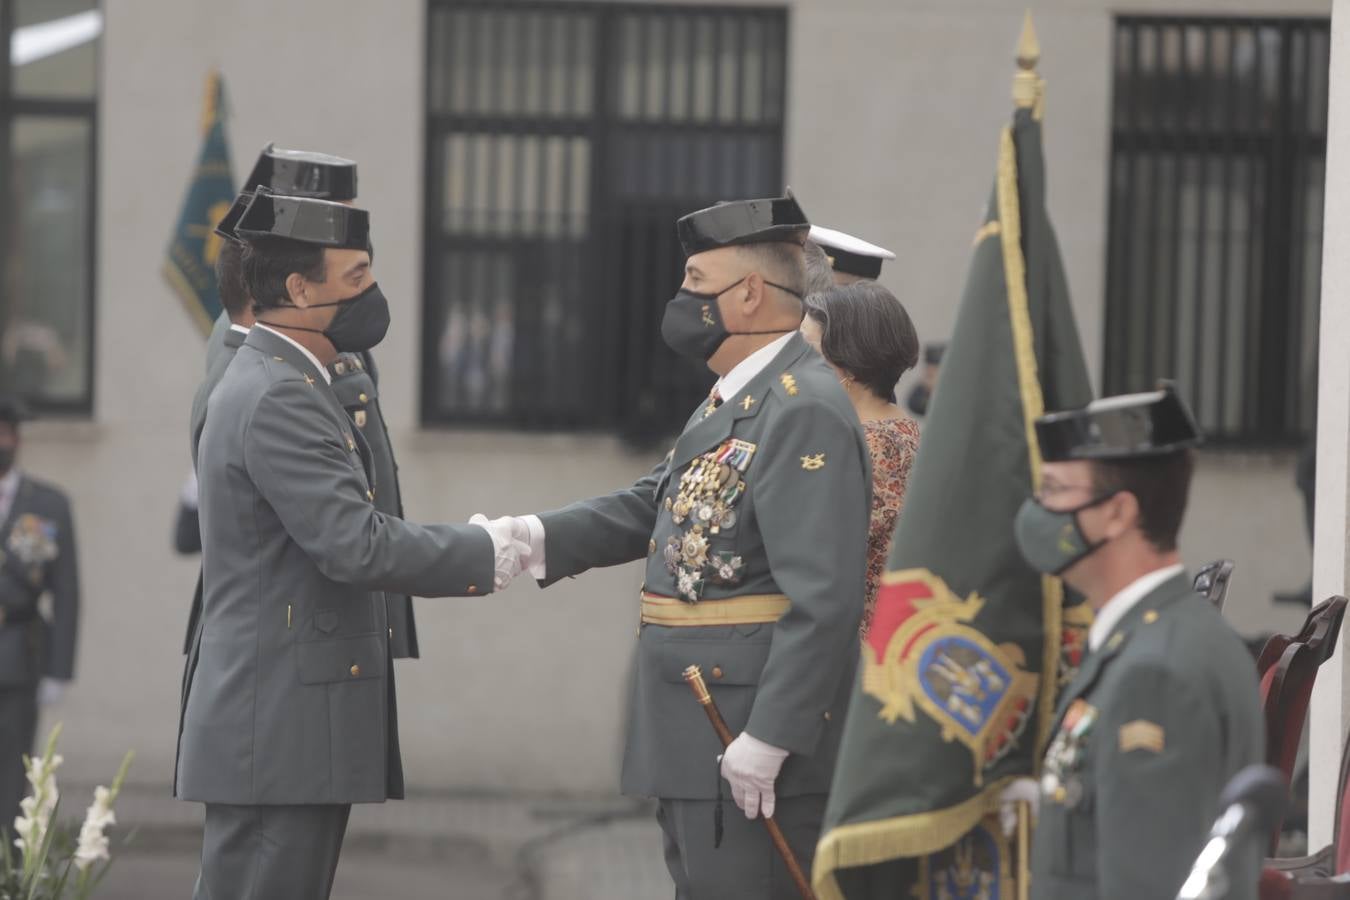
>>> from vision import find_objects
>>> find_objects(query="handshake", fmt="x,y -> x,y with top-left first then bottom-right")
468,514 -> 541,591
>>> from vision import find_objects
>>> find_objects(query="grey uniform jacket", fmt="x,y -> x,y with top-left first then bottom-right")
0,476 -> 79,686
175,327 -> 494,805
182,322 -> 246,654
328,351 -> 419,660
1030,573 -> 1264,900
538,333 -> 871,800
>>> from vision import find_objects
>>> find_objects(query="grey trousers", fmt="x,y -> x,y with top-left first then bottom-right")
656,794 -> 827,900
193,803 -> 351,900
0,686 -> 38,829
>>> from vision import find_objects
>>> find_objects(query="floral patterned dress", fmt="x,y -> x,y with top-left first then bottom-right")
861,415 -> 921,639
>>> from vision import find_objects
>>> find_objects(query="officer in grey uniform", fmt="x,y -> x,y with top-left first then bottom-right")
0,397 -> 79,826
1012,386 -> 1263,900
496,196 -> 872,898
177,190 -> 518,900
183,145 -> 419,659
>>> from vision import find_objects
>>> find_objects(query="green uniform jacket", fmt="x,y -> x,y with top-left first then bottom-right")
176,327 -> 492,805
538,333 -> 872,800
1030,573 -> 1263,900
327,351 -> 419,660
0,476 -> 79,685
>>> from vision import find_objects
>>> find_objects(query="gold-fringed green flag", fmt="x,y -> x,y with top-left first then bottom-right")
813,15 -> 1094,899
163,71 -> 235,337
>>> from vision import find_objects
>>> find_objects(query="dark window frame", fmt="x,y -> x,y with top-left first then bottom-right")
0,0 -> 100,416
421,0 -> 789,437
1103,15 -> 1329,447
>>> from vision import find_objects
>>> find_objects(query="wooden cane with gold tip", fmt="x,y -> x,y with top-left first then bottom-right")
682,664 -> 818,900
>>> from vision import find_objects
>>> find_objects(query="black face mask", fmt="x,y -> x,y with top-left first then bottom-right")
270,282 -> 391,353
660,276 -> 803,361
0,448 -> 13,476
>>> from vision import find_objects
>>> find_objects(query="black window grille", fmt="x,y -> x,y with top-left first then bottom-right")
0,0 -> 99,414
1104,16 -> 1329,445
423,1 -> 788,439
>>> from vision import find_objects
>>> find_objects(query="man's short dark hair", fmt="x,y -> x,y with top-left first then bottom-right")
241,237 -> 327,313
804,282 -> 920,401
801,240 -> 835,297
215,240 -> 251,320
736,241 -> 806,298
1091,450 -> 1195,552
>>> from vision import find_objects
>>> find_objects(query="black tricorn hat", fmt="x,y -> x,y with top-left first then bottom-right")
1036,383 -> 1202,462
0,396 -> 30,426
213,190 -> 254,242
243,142 -> 358,201
677,194 -> 810,257
234,189 -> 371,251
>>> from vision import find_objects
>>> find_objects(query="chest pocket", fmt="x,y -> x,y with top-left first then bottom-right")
660,439 -> 757,601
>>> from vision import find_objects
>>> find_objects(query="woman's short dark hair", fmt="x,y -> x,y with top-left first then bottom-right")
241,237 -> 328,313
804,282 -> 920,401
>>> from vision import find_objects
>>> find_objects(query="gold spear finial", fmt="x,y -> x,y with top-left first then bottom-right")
1012,11 -> 1046,120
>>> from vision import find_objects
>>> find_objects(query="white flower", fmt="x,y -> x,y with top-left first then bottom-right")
73,785 -> 117,870
14,752 -> 61,857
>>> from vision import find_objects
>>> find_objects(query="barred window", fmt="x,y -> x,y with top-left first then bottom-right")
423,1 -> 788,439
1104,17 -> 1329,445
0,0 -> 99,413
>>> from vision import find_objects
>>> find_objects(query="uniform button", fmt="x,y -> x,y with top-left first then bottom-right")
649,540 -> 657,554
711,666 -> 724,679
1053,786 -> 1067,803
359,392 -> 369,403
366,490 -> 375,501
389,628 -> 393,639
1142,610 -> 1159,624
468,585 -> 478,594
823,711 -> 832,721
349,664 -> 361,677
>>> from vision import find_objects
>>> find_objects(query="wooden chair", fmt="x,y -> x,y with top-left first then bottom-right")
1260,725 -> 1350,897
1194,559 -> 1236,610
1258,596 -> 1349,852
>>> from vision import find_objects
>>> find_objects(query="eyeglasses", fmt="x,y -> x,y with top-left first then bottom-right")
1034,482 -> 1095,504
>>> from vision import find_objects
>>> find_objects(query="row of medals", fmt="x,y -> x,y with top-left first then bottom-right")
663,441 -> 755,596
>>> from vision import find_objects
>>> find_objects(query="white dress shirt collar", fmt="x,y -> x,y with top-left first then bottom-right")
714,332 -> 796,401
253,324 -> 332,384
1087,563 -> 1186,651
229,324 -> 251,337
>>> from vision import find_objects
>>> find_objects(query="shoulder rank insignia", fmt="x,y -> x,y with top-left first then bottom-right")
801,453 -> 826,471
1118,719 -> 1165,754
861,569 -> 1038,786
780,373 -> 799,396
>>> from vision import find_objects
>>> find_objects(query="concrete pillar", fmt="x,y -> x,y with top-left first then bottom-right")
1309,0 -> 1350,848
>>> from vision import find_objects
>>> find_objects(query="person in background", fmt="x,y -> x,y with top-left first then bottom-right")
0,396 -> 79,827
801,282 -> 921,638
906,341 -> 946,418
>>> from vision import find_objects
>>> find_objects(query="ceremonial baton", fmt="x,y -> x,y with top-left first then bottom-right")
682,664 -> 818,900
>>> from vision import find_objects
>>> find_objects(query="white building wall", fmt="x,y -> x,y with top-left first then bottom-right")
23,0 -> 1325,795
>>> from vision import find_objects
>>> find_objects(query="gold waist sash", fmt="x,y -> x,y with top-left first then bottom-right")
639,592 -> 789,627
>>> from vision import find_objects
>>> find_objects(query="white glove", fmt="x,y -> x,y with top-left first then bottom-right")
998,777 -> 1040,837
720,732 -> 789,820
37,679 -> 66,707
469,514 -> 531,591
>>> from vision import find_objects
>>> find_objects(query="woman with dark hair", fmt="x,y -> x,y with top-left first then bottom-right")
801,282 -> 921,638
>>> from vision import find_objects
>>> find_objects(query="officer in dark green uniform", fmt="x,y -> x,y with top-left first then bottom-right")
1012,386 -> 1263,900
490,195 -> 872,898
183,144 -> 418,658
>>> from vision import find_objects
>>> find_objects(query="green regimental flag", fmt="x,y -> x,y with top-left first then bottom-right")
813,19 -> 1094,900
163,71 -> 235,337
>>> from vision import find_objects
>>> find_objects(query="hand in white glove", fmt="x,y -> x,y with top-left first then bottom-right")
469,514 -> 532,591
998,777 -> 1040,837
720,732 -> 789,820
37,678 -> 66,707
